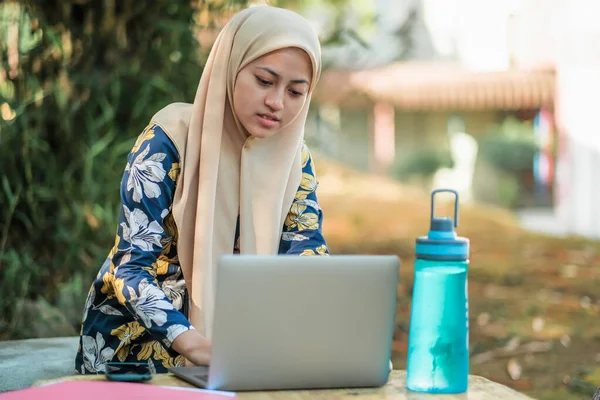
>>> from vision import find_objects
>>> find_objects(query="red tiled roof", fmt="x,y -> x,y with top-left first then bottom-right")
314,62 -> 556,111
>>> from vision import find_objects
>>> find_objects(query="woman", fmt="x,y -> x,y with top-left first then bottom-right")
75,5 -> 328,374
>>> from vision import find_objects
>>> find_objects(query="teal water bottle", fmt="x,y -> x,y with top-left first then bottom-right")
406,189 -> 470,394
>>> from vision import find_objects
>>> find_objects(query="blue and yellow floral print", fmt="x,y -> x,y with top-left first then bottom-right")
75,124 -> 329,374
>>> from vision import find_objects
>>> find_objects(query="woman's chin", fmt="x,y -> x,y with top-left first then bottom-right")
248,127 -> 277,139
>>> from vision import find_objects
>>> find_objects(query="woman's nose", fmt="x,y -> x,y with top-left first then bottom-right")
265,89 -> 284,111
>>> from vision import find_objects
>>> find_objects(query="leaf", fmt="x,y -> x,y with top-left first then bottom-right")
507,358 -> 522,380
2,176 -> 15,204
98,305 -> 124,316
532,316 -> 545,333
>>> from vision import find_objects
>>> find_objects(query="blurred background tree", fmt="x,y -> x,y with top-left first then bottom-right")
479,116 -> 539,208
480,116 -> 538,176
269,0 -> 417,69
0,0 -> 248,339
393,147 -> 454,184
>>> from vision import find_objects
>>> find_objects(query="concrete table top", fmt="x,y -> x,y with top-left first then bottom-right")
0,337 -> 535,399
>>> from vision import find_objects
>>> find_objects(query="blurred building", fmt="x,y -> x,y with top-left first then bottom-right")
309,0 -> 600,238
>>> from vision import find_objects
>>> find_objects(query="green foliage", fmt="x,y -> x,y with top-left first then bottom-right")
497,173 -> 521,208
270,0 -> 415,69
0,0 -> 244,338
480,116 -> 539,174
393,147 -> 454,180
564,366 -> 600,397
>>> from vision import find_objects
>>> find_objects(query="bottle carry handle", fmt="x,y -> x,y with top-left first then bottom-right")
430,189 -> 459,228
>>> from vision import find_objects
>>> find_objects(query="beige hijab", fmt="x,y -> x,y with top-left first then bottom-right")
150,6 -> 322,339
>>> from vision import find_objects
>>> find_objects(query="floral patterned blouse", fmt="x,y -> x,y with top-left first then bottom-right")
75,123 -> 329,374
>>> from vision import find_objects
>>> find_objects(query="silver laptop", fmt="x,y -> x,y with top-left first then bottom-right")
169,254 -> 399,391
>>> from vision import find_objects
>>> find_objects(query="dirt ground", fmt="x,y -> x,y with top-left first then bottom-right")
316,156 -> 600,400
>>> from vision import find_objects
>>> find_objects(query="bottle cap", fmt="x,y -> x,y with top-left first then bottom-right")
415,189 -> 470,261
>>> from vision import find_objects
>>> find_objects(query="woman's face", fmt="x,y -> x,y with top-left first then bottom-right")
233,47 -> 312,139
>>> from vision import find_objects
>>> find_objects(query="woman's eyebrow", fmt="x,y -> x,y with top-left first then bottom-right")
257,66 -> 309,85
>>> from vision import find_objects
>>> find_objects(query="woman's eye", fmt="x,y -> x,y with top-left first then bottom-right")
256,76 -> 271,86
289,90 -> 303,97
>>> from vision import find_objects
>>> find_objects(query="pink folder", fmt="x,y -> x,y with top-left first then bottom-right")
0,380 -> 238,400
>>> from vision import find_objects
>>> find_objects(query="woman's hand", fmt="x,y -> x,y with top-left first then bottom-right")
171,329 -> 212,366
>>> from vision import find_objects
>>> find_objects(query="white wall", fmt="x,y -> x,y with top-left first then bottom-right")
511,0 -> 600,237
421,0 -> 517,70
552,0 -> 600,237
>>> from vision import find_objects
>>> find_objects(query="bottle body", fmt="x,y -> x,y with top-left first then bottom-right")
406,258 -> 469,394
